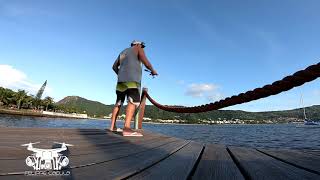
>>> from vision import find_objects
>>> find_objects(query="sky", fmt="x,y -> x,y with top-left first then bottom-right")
0,0 -> 319,112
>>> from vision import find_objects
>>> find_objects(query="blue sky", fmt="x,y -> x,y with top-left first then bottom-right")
0,0 -> 319,112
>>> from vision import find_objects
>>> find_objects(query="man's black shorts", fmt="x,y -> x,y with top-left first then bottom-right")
116,88 -> 140,106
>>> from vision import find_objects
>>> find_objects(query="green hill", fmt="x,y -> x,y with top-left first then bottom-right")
144,105 -> 320,123
56,96 -> 320,122
56,96 -> 113,117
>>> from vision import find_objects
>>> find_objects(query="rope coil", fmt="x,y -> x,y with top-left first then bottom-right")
145,62 -> 320,113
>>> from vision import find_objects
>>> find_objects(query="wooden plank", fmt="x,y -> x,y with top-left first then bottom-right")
258,148 -> 320,174
0,134 -> 119,145
301,150 -> 320,157
192,144 -> 244,180
46,140 -> 190,180
0,127 -> 108,135
0,129 -> 170,161
0,129 -> 168,148
0,135 -> 165,155
228,146 -> 320,179
0,140 -> 187,180
0,127 -> 103,132
128,141 -> 203,180
68,138 -> 179,167
0,128 -> 167,136
0,130 -> 166,147
0,137 -> 179,175
0,130 -> 109,137
0,127 -> 157,134
0,136 -> 169,160
0,128 -> 168,140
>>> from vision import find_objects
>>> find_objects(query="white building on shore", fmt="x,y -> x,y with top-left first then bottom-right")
42,111 -> 88,119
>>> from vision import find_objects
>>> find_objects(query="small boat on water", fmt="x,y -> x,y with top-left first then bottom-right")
304,119 -> 319,126
296,119 -> 319,128
302,96 -> 319,125
297,94 -> 319,127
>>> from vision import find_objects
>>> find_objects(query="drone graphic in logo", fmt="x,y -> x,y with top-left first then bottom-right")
21,142 -> 73,170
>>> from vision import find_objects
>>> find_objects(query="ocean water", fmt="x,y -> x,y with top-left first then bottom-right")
1,114 -> 319,150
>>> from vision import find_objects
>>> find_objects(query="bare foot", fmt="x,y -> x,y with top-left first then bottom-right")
109,126 -> 117,131
123,128 -> 133,133
122,128 -> 143,137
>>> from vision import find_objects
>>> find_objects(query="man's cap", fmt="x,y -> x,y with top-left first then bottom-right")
131,40 -> 145,48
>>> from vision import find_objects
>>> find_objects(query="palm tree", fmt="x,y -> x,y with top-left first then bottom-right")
13,90 -> 28,109
24,95 -> 35,109
0,87 -> 5,106
43,96 -> 54,111
0,88 -> 15,106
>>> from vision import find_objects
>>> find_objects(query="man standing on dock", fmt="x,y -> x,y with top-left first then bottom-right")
110,40 -> 158,136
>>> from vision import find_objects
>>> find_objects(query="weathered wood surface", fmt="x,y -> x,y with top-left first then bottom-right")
257,148 -> 320,175
228,146 -> 320,179
0,127 -> 319,180
0,137 -> 178,174
192,144 -> 244,180
129,141 -> 203,180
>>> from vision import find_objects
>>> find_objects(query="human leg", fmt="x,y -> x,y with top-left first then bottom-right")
123,102 -> 136,130
122,88 -> 143,136
109,90 -> 125,130
122,102 -> 142,136
109,105 -> 121,131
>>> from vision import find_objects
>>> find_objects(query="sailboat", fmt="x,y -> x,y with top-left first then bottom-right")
303,107 -> 319,125
300,94 -> 319,126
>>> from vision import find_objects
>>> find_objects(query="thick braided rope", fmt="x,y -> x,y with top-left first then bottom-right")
145,62 -> 320,113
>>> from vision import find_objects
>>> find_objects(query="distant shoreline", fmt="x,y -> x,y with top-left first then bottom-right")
0,108 -> 43,117
0,108 -> 85,119
0,108 -> 301,125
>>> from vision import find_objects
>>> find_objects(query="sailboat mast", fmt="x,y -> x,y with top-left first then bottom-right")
300,93 -> 307,120
303,106 -> 307,120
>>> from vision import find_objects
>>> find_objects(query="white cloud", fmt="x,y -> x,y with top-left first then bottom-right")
186,83 -> 217,97
0,65 -> 52,97
185,83 -> 223,102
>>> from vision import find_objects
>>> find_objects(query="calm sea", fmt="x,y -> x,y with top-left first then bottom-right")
1,114 -> 319,150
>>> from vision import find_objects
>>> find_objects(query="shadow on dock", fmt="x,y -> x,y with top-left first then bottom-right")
0,127 -> 320,179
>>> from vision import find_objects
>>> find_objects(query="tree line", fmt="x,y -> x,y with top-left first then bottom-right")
0,87 -> 69,113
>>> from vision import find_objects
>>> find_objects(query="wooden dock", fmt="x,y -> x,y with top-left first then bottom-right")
0,127 -> 319,180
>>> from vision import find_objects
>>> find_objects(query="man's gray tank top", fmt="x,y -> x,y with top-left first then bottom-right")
117,47 -> 142,83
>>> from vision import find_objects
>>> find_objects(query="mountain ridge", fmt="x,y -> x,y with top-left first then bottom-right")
56,96 -> 320,122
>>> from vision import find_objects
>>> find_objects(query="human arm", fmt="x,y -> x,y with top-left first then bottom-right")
138,47 -> 158,76
112,56 -> 120,75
